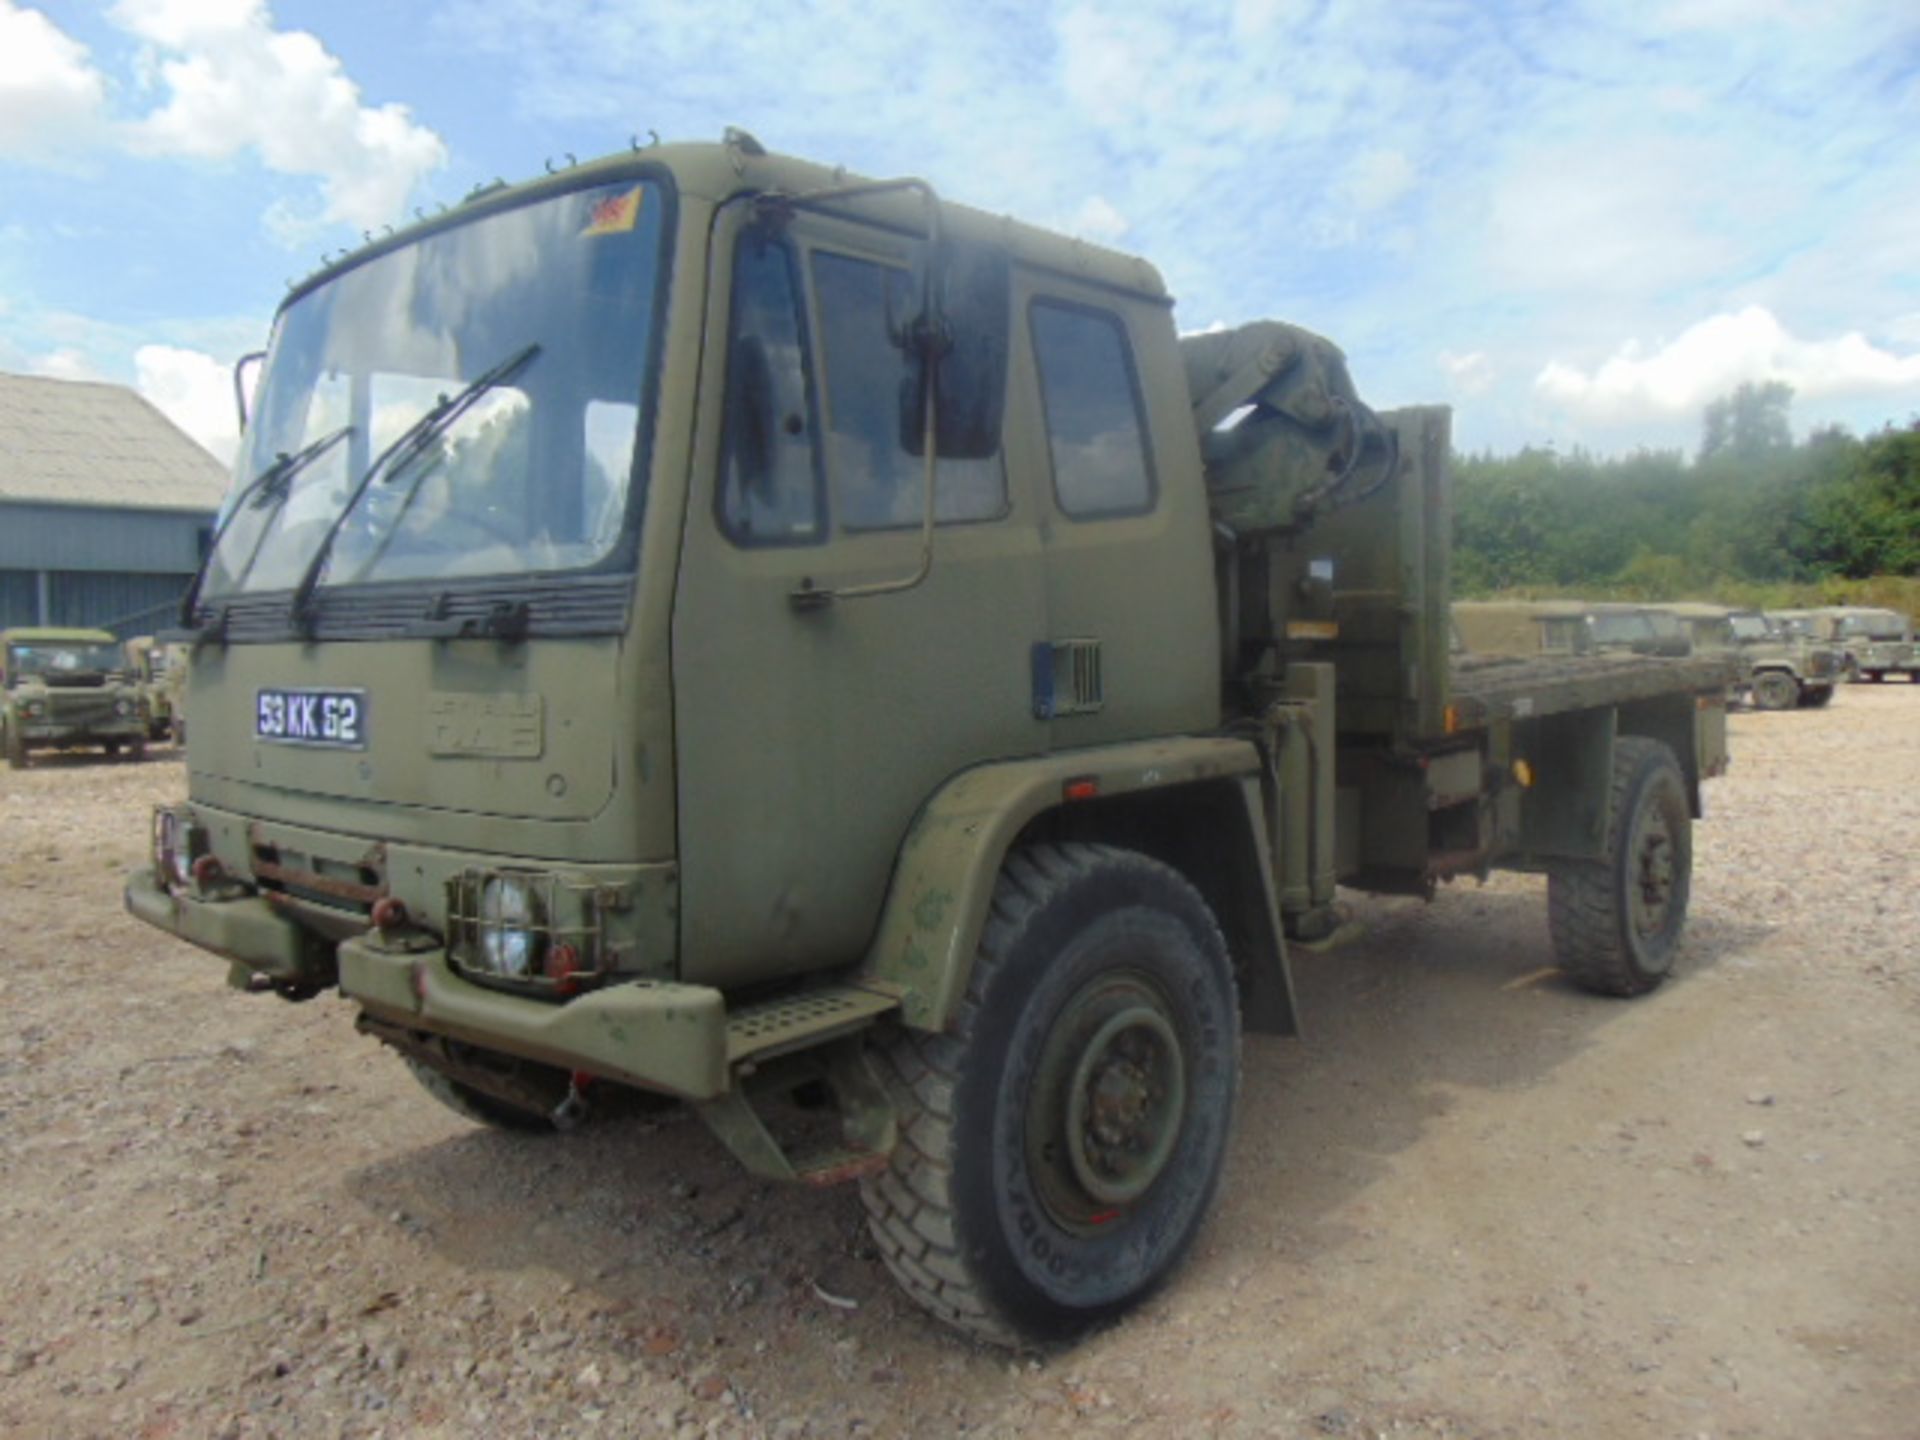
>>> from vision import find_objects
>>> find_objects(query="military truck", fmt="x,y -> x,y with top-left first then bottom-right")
124,635 -> 181,740
127,136 -> 1733,1345
2,626 -> 149,767
1804,606 -> 1917,683
1452,599 -> 1692,659
1650,603 -> 1839,710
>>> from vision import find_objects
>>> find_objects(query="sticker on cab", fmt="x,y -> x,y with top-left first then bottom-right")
581,185 -> 644,237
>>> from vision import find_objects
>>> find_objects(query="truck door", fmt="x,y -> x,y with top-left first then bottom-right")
672,203 -> 1047,988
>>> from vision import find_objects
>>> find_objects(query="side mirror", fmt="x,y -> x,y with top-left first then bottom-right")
899,238 -> 1010,461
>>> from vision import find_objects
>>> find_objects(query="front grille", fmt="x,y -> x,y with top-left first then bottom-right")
51,694 -> 120,726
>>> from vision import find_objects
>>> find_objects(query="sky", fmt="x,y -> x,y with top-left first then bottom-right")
2,0 -> 1917,469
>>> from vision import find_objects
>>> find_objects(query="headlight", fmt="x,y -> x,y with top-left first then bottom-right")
449,868 -> 609,993
25,699 -> 45,718
477,874 -> 540,978
115,698 -> 134,717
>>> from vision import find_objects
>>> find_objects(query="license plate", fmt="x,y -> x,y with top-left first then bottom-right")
256,688 -> 367,749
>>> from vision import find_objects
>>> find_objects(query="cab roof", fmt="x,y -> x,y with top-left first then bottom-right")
286,133 -> 1171,314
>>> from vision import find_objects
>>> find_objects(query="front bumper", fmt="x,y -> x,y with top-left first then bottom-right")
126,867 -> 731,1099
22,719 -> 146,744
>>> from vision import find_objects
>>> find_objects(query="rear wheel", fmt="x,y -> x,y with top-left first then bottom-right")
1549,737 -> 1692,997
1750,671 -> 1799,711
102,739 -> 120,757
1801,685 -> 1835,708
860,843 -> 1239,1346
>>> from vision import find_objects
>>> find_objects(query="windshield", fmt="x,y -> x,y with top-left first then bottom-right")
1838,611 -> 1906,640
8,641 -> 125,679
204,177 -> 670,600
1589,612 -> 1653,644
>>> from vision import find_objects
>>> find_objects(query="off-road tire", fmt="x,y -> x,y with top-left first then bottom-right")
401,1054 -> 557,1133
4,723 -> 23,771
102,739 -> 120,757
1801,685 -> 1835,708
1864,670 -> 1884,683
1750,671 -> 1800,711
1549,737 -> 1691,997
127,739 -> 147,762
859,843 -> 1240,1346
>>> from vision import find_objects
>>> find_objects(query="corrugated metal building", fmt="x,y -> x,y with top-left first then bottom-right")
0,372 -> 227,636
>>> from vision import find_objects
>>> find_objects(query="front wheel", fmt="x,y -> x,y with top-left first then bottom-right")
1548,737 -> 1692,997
401,1054 -> 558,1133
1801,685 -> 1835,708
4,723 -> 23,771
860,843 -> 1240,1346
1750,671 -> 1799,711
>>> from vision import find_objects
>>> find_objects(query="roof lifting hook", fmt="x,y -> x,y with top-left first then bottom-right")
631,130 -> 660,151
543,152 -> 578,175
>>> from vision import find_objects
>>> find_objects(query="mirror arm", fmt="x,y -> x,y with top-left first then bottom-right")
232,350 -> 267,433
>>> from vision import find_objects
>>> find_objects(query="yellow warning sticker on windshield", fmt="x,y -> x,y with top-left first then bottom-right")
581,186 -> 644,236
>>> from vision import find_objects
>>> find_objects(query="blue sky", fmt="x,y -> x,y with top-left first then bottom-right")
3,0 -> 1917,465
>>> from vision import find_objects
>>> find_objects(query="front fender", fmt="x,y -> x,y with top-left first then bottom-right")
859,736 -> 1266,1032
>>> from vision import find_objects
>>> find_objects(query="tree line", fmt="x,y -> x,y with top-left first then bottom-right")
1451,382 -> 1920,613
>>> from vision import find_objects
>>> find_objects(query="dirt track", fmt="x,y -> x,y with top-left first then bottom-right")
2,688 -> 1917,1438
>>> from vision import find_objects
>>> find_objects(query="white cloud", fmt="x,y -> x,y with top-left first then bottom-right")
0,1 -> 109,159
1340,149 -> 1413,213
1066,195 -> 1130,244
134,343 -> 239,463
1439,349 -> 1494,396
29,347 -> 103,382
112,1 -> 447,231
1534,306 -> 1920,423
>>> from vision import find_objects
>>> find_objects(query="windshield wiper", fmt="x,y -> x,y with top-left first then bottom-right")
287,343 -> 542,636
178,424 -> 356,633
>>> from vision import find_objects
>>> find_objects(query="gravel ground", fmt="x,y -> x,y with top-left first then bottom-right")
1,688 -> 1916,1439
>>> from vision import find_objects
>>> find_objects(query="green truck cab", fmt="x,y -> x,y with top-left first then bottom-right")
3,626 -> 149,768
127,136 -> 1733,1345
1651,603 -> 1839,710
1452,599 -> 1693,659
1802,606 -> 1918,683
124,635 -> 185,740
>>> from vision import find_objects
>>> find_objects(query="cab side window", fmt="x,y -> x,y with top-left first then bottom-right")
718,229 -> 824,546
1030,300 -> 1155,518
810,250 -> 1005,531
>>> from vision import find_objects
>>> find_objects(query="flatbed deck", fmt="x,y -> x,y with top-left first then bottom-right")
1446,652 -> 1741,729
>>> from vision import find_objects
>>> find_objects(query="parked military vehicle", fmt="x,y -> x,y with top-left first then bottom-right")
124,635 -> 185,740
2,626 -> 149,767
1650,603 -> 1839,710
1452,599 -> 1692,658
127,136 -> 1734,1345
1802,607 -> 1917,683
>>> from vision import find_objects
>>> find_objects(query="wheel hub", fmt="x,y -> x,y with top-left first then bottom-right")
1631,819 -> 1675,937
1029,983 -> 1189,1217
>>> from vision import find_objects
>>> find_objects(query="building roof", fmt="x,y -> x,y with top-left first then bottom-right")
0,371 -> 226,513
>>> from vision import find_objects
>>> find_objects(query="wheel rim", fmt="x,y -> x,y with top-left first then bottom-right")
1026,973 -> 1188,1228
1629,805 -> 1677,941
